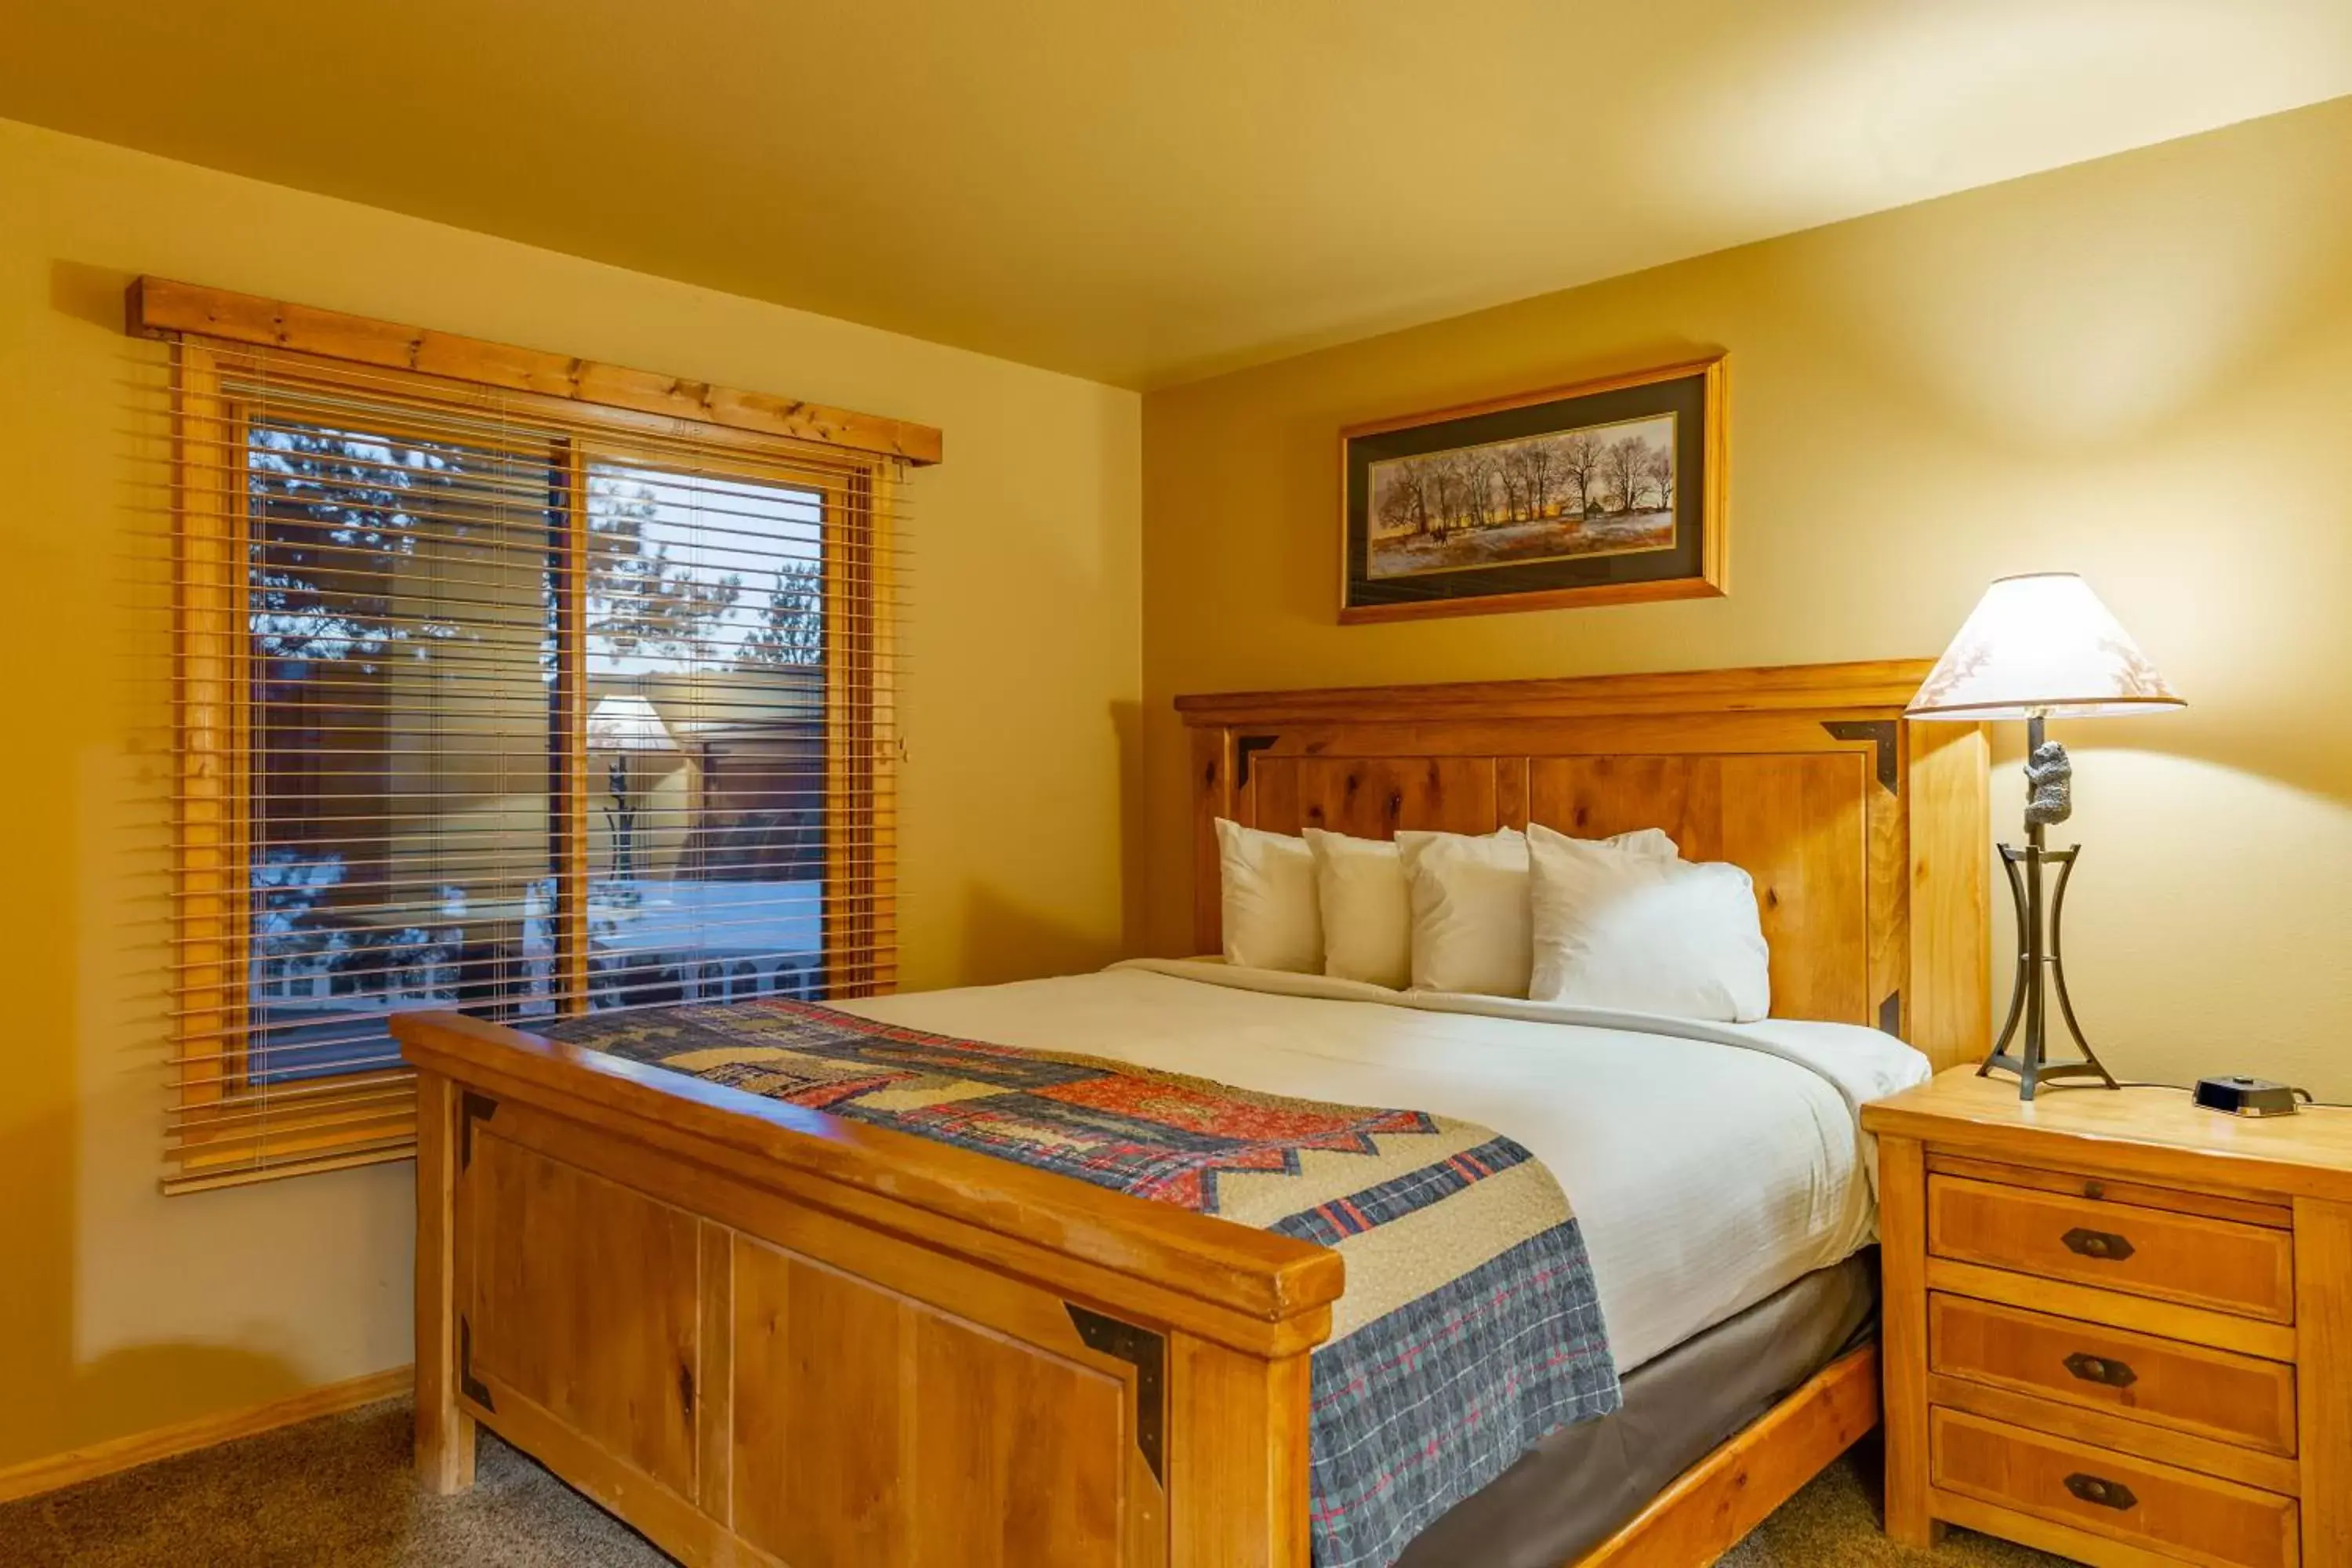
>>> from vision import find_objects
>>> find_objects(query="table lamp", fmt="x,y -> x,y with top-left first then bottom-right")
587,692 -> 677,880
1906,573 -> 2184,1098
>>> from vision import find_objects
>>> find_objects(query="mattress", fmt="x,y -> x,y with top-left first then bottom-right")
839,958 -> 1928,1372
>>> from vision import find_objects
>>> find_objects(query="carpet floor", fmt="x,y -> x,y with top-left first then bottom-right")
0,1399 -> 2076,1566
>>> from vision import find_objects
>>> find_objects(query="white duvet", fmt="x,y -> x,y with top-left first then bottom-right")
837,958 -> 1929,1373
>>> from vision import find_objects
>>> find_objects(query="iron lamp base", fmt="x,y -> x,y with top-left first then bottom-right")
1979,720 -> 2119,1101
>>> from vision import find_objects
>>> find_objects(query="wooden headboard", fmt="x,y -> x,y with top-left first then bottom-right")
1177,661 -> 1990,1072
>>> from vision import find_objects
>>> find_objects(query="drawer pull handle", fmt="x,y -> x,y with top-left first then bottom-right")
2064,1473 -> 2138,1511
2063,1352 -> 2139,1388
2061,1227 -> 2136,1261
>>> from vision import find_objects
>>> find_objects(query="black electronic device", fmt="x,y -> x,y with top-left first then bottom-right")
2192,1075 -> 2302,1119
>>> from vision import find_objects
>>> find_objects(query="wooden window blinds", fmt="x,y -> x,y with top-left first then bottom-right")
137,280 -> 936,1192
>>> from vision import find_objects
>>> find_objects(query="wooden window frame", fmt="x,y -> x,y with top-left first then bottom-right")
150,281 -> 930,1190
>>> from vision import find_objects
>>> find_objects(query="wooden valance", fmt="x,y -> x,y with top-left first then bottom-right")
126,276 -> 942,466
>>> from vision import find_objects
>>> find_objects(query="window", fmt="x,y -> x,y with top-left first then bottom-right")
154,282 -> 925,1189
582,462 -> 833,1010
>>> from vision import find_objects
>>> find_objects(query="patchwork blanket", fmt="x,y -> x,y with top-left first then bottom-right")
540,998 -> 1620,1568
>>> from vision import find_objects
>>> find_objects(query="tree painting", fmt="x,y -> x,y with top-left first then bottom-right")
1557,430 -> 1605,522
1643,443 -> 1675,511
1603,434 -> 1651,514
1365,413 -> 1676,579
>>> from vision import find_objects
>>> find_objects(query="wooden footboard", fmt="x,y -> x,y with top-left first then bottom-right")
397,1011 -> 1341,1568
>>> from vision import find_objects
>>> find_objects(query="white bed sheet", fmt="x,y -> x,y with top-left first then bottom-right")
837,959 -> 1929,1373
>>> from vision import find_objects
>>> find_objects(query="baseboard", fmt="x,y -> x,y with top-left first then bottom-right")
0,1365 -> 413,1506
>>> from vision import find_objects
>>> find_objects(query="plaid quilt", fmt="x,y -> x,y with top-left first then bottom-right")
541,998 -> 1620,1568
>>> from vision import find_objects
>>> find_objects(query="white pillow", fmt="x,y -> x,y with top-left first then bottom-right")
1216,818 -> 1322,973
1305,829 -> 1410,989
1396,828 -> 1532,996
1526,821 -> 1770,1021
1398,826 -> 1678,997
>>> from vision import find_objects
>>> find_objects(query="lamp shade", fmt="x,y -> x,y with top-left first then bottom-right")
586,692 -> 677,751
1907,572 -> 2183,721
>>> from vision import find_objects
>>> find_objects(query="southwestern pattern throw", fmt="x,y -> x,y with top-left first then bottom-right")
540,998 -> 1620,1568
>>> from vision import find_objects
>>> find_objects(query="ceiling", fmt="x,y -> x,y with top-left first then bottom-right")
5,2 -> 2350,389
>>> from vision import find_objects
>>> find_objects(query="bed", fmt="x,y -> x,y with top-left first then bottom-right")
396,659 -> 1991,1567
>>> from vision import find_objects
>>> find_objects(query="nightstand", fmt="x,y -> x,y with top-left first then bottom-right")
1861,1069 -> 2352,1568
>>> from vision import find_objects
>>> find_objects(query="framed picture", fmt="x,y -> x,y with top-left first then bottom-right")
1339,355 -> 1726,622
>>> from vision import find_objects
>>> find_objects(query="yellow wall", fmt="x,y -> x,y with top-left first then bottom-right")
1142,97 -> 2352,1099
0,116 -> 1141,1468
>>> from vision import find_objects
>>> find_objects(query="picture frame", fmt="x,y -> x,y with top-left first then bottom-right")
1339,355 -> 1727,623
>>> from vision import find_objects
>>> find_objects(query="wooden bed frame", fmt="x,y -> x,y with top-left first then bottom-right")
397,659 -> 1988,1567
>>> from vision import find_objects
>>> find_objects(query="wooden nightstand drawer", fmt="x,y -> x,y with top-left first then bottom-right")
1930,1294 -> 2298,1456
1929,1174 -> 2296,1323
1927,1154 -> 2296,1229
1932,1407 -> 2301,1568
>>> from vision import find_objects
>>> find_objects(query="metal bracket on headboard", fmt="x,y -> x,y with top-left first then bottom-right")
1065,1302 -> 1166,1484
459,1091 -> 499,1173
1821,720 -> 1899,795
1235,734 -> 1280,791
458,1315 -> 496,1412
